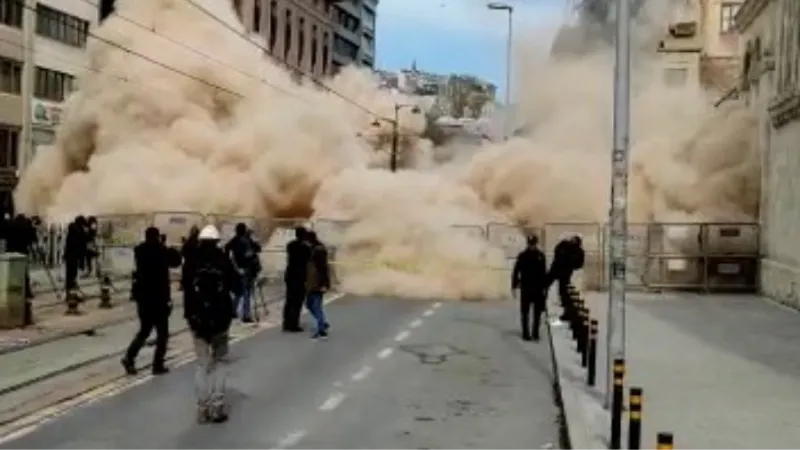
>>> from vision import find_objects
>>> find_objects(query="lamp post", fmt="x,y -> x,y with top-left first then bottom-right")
373,103 -> 420,172
487,1 -> 513,140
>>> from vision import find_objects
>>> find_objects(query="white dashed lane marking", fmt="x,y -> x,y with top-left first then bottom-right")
422,309 -> 434,317
275,430 -> 307,448
351,366 -> 372,381
377,347 -> 394,359
394,330 -> 410,342
409,319 -> 422,328
318,392 -> 346,411
432,302 -> 442,309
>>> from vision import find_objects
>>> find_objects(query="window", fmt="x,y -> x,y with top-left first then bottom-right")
362,5 -> 375,29
284,10 -> 291,60
663,67 -> 688,86
333,35 -> 358,59
311,25 -> 318,70
36,4 -> 89,47
322,32 -> 329,74
719,3 -> 739,34
0,56 -> 21,94
253,0 -> 261,33
0,0 -> 23,28
269,1 -> 277,50
298,17 -> 305,64
0,126 -> 19,169
34,67 -> 75,102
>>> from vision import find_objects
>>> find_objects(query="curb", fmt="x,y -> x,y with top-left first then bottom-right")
0,295 -> 285,398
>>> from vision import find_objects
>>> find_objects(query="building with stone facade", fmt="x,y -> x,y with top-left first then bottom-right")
233,0 -> 336,78
0,0 -> 98,214
735,0 -> 800,307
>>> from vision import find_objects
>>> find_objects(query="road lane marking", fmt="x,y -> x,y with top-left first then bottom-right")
274,430 -> 306,448
433,302 -> 442,309
377,347 -> 393,359
409,319 -> 422,328
319,392 -> 346,411
394,330 -> 410,342
422,309 -> 434,317
351,366 -> 372,381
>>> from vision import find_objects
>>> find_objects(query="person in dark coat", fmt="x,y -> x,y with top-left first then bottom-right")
63,216 -> 86,292
84,216 -> 99,278
548,235 -> 585,321
512,235 -> 549,341
6,215 -> 37,325
122,226 -> 181,376
304,231 -> 331,339
224,223 -> 261,323
283,226 -> 311,332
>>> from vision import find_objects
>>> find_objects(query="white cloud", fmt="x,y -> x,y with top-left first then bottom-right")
377,0 -> 560,38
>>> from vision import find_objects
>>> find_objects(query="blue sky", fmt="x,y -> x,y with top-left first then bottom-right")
375,0 -> 565,98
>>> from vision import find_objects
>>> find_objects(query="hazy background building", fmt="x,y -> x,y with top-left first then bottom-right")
331,0 -> 376,72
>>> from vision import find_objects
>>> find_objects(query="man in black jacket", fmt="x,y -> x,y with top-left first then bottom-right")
184,224 -> 239,424
224,223 -> 261,323
122,226 -> 181,376
548,235 -> 585,321
512,235 -> 549,341
283,226 -> 310,332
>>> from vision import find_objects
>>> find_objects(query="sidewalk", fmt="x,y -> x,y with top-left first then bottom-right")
552,290 -> 800,449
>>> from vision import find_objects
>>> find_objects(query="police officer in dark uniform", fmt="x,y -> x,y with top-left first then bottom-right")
283,226 -> 310,332
122,226 -> 181,376
512,235 -> 549,341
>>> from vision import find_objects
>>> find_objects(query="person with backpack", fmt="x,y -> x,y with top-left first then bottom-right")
185,224 -> 240,424
224,223 -> 262,323
304,231 -> 331,340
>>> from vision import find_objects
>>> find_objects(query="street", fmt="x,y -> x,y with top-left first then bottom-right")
0,296 -> 562,449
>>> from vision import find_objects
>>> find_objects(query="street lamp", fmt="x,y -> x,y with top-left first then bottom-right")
487,1 -> 513,140
372,103 -> 420,172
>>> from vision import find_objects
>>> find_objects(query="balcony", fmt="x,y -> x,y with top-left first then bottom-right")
658,21 -> 702,53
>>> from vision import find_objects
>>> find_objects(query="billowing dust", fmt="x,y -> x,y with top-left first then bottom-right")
14,0 -> 758,301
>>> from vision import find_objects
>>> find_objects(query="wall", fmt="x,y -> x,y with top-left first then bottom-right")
702,0 -> 743,58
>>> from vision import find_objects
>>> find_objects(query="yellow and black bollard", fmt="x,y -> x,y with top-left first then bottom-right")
99,275 -> 112,309
586,319 -> 598,386
628,387 -> 642,449
656,432 -> 673,449
610,358 -> 625,449
580,308 -> 590,367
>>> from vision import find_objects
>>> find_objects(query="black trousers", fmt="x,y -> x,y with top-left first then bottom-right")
520,290 -> 546,339
556,274 -> 574,319
283,282 -> 305,328
125,304 -> 170,368
65,259 -> 79,291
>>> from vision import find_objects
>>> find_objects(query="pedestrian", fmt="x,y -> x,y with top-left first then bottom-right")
304,231 -> 331,340
224,223 -> 261,323
85,216 -> 99,278
122,226 -> 181,376
283,226 -> 310,332
184,224 -> 240,424
512,235 -> 549,341
548,235 -> 585,322
6,215 -> 37,325
63,217 -> 85,294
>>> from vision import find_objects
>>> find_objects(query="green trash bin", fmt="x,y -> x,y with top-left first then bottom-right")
0,252 -> 28,329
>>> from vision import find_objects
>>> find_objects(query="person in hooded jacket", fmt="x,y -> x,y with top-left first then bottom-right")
283,226 -> 310,332
184,225 -> 240,424
548,235 -> 585,321
512,235 -> 549,341
122,226 -> 181,376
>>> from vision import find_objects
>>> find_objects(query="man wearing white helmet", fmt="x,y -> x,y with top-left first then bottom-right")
183,224 -> 240,424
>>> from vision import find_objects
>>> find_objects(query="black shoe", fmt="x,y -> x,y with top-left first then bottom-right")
522,334 -> 533,342
283,325 -> 304,333
532,335 -> 541,341
211,412 -> 229,423
323,322 -> 331,331
121,358 -> 137,376
241,317 -> 254,324
152,366 -> 169,375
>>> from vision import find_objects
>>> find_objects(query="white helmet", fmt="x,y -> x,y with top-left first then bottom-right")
198,224 -> 220,240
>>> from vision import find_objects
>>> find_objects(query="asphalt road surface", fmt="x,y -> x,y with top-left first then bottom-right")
0,295 -> 560,449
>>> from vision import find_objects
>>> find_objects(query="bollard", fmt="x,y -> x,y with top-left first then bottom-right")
577,306 -> 587,354
656,432 -> 673,449
628,387 -> 642,449
99,275 -> 112,309
571,296 -> 583,340
65,288 -> 81,315
580,309 -> 590,367
610,358 -> 625,449
587,319 -> 598,386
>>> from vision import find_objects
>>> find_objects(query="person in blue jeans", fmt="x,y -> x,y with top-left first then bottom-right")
304,231 -> 331,339
224,223 -> 261,323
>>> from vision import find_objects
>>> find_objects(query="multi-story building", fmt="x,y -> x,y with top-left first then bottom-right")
735,0 -> 800,307
233,0 -> 335,78
0,0 -> 97,213
331,0 -> 377,72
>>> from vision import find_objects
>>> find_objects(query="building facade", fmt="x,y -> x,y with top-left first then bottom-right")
736,0 -> 800,308
330,0 -> 376,72
0,0 -> 97,213
233,0 -> 335,78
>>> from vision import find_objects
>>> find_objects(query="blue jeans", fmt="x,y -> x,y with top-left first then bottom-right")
236,276 -> 254,320
305,291 -> 327,332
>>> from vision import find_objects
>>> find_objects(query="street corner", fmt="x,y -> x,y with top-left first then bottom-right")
549,318 -> 609,449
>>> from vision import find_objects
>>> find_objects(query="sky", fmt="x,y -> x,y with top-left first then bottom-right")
375,0 -> 566,99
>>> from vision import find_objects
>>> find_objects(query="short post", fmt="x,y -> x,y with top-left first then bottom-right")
610,358 -> 625,449
580,308 -> 590,367
628,387 -> 642,449
656,432 -> 673,449
98,275 -> 112,309
65,288 -> 81,315
587,319 -> 598,386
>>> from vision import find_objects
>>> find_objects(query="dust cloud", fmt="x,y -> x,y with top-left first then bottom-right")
14,0 -> 758,301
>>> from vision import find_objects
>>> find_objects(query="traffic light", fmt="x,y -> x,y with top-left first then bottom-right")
99,0 -> 115,23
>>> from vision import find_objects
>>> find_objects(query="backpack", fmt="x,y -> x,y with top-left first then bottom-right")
233,236 -> 261,274
190,259 -> 228,335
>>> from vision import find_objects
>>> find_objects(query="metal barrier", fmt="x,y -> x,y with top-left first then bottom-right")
451,224 -> 487,240
312,218 -> 351,245
152,212 -> 205,246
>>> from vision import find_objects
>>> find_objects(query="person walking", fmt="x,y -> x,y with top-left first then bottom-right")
224,223 -> 261,323
304,231 -> 331,340
512,235 -> 549,341
283,227 -> 310,332
184,225 -> 240,424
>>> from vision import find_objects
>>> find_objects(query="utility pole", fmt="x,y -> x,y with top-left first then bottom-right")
606,0 -> 631,408
390,104 -> 399,172
20,0 -> 36,172
487,2 -> 513,140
